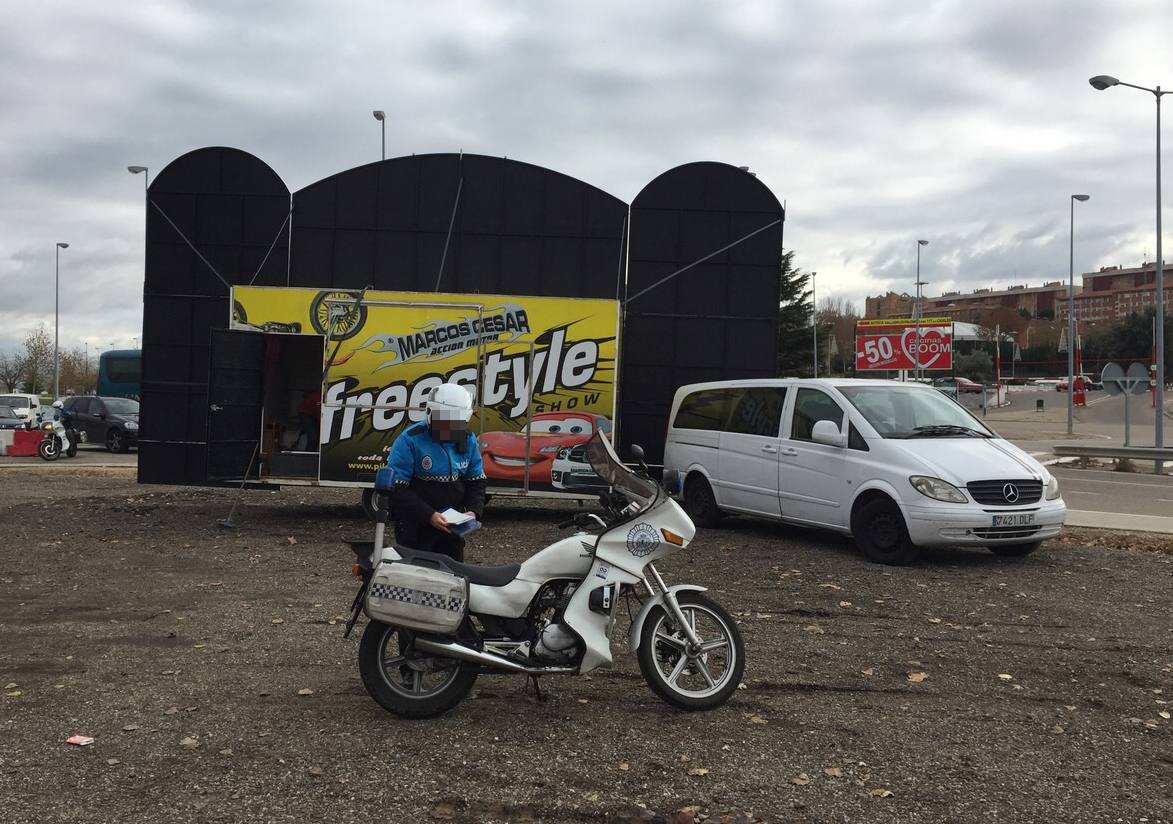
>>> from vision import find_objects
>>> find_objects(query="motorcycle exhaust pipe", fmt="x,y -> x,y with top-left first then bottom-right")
413,638 -> 575,675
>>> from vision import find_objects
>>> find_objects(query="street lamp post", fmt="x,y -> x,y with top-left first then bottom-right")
1067,194 -> 1090,436
54,242 -> 69,399
811,271 -> 818,378
373,110 -> 386,161
914,240 -> 929,380
1090,75 -> 1166,465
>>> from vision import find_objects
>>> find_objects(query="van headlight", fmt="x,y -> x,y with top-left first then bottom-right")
1045,475 -> 1060,500
909,476 -> 967,503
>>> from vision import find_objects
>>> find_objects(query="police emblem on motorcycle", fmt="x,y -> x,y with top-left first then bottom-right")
626,523 -> 659,557
421,456 -> 433,471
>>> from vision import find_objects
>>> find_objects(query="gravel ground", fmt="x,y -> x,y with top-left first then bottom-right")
1,468 -> 1171,824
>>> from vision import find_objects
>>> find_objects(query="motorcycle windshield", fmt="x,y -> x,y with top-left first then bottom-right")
585,433 -> 659,508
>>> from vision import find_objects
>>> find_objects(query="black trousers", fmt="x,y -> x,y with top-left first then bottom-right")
394,520 -> 466,562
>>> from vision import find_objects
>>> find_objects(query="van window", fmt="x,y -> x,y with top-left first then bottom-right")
673,388 -> 743,431
726,387 -> 787,437
790,388 -> 844,441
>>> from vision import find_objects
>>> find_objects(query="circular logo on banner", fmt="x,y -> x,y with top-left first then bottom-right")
421,456 -> 433,471
626,523 -> 660,558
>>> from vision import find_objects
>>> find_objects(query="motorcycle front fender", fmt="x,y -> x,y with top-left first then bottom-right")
627,584 -> 708,652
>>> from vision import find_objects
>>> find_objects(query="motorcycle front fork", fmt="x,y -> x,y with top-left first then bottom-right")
642,563 -> 702,648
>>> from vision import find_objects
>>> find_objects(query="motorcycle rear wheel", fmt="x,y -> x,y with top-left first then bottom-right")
38,438 -> 59,461
637,592 -> 745,711
358,620 -> 477,719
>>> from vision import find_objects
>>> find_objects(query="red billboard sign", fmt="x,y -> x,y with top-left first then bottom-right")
855,321 -> 953,371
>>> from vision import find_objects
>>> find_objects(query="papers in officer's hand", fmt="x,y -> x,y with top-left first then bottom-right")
441,508 -> 481,536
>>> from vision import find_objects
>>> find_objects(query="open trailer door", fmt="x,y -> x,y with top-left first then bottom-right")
206,329 -> 264,482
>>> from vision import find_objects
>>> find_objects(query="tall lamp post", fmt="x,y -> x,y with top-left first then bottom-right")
811,271 -> 818,378
373,110 -> 386,161
1067,194 -> 1090,436
1090,75 -> 1166,461
913,240 -> 929,380
54,242 -> 69,399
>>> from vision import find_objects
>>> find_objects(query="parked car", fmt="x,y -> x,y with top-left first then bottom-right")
1055,375 -> 1102,391
931,376 -> 984,394
550,442 -> 609,491
661,378 -> 1066,565
60,395 -> 140,452
0,394 -> 42,425
479,412 -> 611,485
0,404 -> 31,430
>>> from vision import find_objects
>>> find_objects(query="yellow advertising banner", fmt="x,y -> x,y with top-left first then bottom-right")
230,286 -> 620,488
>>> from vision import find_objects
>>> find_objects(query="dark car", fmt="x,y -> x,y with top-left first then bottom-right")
61,395 -> 140,452
0,404 -> 30,430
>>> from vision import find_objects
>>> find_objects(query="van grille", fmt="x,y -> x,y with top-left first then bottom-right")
966,479 -> 1042,506
971,526 -> 1041,540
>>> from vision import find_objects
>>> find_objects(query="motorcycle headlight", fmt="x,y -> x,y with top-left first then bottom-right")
41,422 -> 54,431
1045,475 -> 1060,500
909,475 -> 968,503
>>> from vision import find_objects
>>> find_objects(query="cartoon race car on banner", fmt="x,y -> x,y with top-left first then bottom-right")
478,412 -> 612,485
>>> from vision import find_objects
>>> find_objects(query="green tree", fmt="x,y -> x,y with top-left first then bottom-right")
20,324 -> 53,394
777,249 -> 813,376
0,352 -> 24,391
954,350 -> 994,383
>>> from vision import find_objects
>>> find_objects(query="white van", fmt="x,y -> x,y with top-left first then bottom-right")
0,394 -> 42,426
662,378 -> 1066,565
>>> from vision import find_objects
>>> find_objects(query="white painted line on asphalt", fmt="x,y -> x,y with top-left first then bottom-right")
1057,476 -> 1173,489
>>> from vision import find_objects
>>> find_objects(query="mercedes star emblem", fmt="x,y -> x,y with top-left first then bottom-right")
1002,483 -> 1020,503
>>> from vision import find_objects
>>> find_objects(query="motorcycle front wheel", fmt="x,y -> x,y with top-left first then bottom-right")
38,437 -> 60,461
637,592 -> 745,711
358,620 -> 477,719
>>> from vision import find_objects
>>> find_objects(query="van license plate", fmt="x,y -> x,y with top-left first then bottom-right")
992,513 -> 1035,527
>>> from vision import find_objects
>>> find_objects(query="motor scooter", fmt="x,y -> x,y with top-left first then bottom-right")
344,432 -> 745,718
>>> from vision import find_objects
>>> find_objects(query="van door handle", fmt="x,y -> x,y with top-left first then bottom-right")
761,445 -> 778,454
780,447 -> 798,457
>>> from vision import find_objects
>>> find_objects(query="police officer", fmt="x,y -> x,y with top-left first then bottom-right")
386,383 -> 486,562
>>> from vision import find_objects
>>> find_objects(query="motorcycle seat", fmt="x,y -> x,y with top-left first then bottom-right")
392,546 -> 521,588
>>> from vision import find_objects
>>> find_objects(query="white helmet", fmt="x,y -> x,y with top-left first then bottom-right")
426,383 -> 475,424
52,400 -> 64,409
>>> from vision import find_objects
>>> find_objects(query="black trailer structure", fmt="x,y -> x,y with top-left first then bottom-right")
138,147 -> 784,496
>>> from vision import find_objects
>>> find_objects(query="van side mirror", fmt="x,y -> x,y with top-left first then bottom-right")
811,420 -> 846,448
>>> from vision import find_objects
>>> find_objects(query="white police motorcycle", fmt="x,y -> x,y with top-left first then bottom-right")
37,401 -> 78,461
345,432 -> 745,718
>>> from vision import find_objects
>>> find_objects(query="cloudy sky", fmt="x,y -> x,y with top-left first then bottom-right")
2,0 -> 1170,358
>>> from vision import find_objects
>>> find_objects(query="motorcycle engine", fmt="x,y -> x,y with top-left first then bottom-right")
532,622 -> 579,663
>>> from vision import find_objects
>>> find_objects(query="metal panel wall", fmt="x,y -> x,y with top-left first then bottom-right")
139,147 -> 291,485
622,162 -> 784,463
290,154 -> 628,300
139,149 -> 783,483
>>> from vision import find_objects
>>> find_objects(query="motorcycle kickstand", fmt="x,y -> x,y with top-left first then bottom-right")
526,674 -> 547,702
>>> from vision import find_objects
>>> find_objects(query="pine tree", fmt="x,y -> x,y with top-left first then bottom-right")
776,249 -> 813,376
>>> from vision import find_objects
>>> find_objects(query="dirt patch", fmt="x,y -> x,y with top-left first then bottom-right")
2,469 -> 1171,823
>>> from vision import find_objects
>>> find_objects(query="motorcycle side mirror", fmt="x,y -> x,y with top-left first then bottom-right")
629,444 -> 650,476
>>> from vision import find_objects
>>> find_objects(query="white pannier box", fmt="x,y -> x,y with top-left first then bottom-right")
364,561 -> 469,635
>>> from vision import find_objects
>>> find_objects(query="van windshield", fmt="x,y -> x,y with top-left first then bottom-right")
838,385 -> 993,439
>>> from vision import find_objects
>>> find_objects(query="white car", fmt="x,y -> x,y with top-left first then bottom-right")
661,378 -> 1066,565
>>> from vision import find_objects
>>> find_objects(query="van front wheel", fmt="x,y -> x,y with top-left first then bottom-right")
852,497 -> 919,565
683,477 -> 722,528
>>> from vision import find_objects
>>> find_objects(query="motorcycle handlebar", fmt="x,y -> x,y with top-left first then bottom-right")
556,517 -> 578,530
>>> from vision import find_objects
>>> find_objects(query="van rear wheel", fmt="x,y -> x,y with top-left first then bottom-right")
852,496 -> 919,565
683,476 -> 722,528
